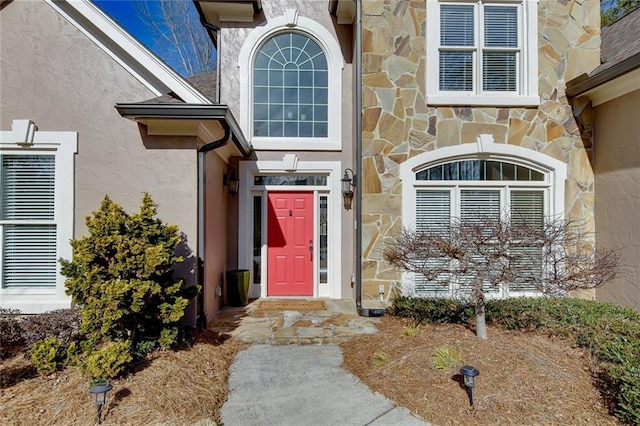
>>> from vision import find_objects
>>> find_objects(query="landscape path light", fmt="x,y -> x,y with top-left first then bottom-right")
459,365 -> 479,406
89,380 -> 112,424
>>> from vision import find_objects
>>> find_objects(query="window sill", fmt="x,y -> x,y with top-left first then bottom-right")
251,138 -> 342,151
426,94 -> 540,107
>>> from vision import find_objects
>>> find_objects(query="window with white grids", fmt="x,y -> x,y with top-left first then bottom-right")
238,11 -> 344,150
426,0 -> 539,106
253,32 -> 328,139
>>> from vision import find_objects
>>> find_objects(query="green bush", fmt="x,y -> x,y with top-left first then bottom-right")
60,193 -> 190,357
391,296 -> 640,424
78,341 -> 133,380
389,296 -> 473,325
31,337 -> 65,376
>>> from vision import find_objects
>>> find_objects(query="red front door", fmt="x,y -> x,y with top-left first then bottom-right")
267,192 -> 314,296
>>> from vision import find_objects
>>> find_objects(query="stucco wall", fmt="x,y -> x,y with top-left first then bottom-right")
594,89 -> 640,310
1,3 -> 198,287
203,151 -> 228,320
360,0 -> 601,303
218,1 -> 357,298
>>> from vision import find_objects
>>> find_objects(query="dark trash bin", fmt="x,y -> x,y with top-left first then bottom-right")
226,269 -> 250,307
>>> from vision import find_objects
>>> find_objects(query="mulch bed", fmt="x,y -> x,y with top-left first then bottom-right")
1,331 -> 246,426
341,316 -> 618,425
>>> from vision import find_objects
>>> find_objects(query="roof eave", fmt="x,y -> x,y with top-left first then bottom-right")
566,53 -> 640,97
115,103 -> 252,157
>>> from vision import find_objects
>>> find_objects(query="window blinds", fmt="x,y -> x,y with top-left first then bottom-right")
1,155 -> 56,287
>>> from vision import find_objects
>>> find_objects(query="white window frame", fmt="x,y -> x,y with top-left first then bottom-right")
238,9 -> 344,151
426,0 -> 539,106
400,135 -> 566,298
0,120 -> 77,313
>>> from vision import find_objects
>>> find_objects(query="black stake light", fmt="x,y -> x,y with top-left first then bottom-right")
460,365 -> 479,406
89,381 -> 112,424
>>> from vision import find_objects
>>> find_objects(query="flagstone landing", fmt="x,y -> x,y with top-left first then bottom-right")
207,299 -> 381,344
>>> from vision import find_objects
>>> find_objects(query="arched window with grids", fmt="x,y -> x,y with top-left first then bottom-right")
238,12 -> 343,150
253,32 -> 328,139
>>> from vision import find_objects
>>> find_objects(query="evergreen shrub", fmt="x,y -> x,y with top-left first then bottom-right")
60,193 -> 191,378
31,337 -> 65,376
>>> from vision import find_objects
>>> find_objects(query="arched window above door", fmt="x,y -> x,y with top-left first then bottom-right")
253,32 -> 328,139
238,10 -> 344,151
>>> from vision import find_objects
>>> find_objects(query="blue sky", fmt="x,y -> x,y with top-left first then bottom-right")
94,1 -> 157,50
95,0 -> 197,75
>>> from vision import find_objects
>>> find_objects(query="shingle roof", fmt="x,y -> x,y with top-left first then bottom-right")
137,71 -> 217,105
591,6 -> 640,76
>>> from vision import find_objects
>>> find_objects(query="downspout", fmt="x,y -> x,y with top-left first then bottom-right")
196,125 -> 231,328
355,1 -> 384,317
200,19 -> 222,104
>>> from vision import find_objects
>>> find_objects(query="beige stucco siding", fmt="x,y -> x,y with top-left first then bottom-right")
204,151 -> 228,319
1,2 -> 198,283
594,89 -> 640,309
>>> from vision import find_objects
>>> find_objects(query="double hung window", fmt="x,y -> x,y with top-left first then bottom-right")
426,0 -> 539,106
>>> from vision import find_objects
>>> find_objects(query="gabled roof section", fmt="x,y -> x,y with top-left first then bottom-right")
567,7 -> 640,103
46,0 -> 210,104
137,72 -> 217,105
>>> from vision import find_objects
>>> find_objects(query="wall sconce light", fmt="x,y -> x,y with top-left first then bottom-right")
224,168 -> 239,195
459,365 -> 480,406
89,380 -> 112,424
341,168 -> 356,210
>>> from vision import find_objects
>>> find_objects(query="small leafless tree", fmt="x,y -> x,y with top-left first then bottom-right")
135,0 -> 215,77
384,215 -> 619,340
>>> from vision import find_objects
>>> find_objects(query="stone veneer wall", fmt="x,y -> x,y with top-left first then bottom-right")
360,0 -> 601,303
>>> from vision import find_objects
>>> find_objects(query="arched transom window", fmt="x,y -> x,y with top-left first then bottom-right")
253,32 -> 328,138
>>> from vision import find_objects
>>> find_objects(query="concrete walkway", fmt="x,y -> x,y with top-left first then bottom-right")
220,345 -> 429,426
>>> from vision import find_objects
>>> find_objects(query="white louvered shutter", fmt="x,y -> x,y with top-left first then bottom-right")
509,190 -> 544,292
460,189 -> 500,221
459,190 -> 501,295
1,155 -> 57,287
414,190 -> 451,296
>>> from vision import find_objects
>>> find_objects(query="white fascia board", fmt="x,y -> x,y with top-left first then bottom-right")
46,0 -> 210,104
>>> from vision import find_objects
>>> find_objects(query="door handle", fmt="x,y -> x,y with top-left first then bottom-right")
309,240 -> 313,261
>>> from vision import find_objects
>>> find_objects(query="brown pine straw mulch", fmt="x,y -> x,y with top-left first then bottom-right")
341,316 -> 619,426
1,331 -> 246,426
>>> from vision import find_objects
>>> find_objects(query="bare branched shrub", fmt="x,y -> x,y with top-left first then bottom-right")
384,215 -> 619,339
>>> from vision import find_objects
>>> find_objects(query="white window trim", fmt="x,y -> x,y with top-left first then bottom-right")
0,120 -> 77,313
425,0 -> 539,106
399,135 -> 566,297
238,9 -> 344,151
238,159 -> 343,299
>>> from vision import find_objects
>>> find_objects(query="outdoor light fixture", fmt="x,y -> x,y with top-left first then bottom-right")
224,167 -> 239,195
460,365 -> 480,406
341,168 -> 356,210
89,380 -> 112,424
